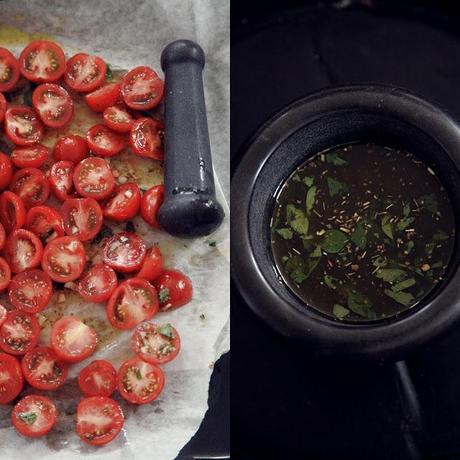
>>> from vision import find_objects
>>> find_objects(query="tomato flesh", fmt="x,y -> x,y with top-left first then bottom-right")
121,66 -> 164,110
0,257 -> 11,292
0,310 -> 40,356
61,197 -> 103,242
87,124 -> 127,157
78,360 -> 117,397
10,167 -> 50,209
130,118 -> 164,160
53,134 -> 88,163
0,353 -> 23,404
65,53 -> 106,93
49,160 -> 76,201
0,305 -> 6,327
0,191 -> 26,233
0,152 -> 13,190
11,144 -> 49,169
73,157 -> 115,200
103,182 -> 141,222
12,395 -> 58,437
5,229 -> 44,273
153,269 -> 193,311
140,185 -> 164,228
137,246 -> 164,281
78,263 -> 117,303
26,205 -> 65,243
0,47 -> 20,92
4,106 -> 44,146
103,232 -> 146,273
85,83 -> 121,112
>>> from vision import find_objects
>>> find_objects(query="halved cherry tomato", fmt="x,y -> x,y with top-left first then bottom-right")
19,40 -> 66,83
12,395 -> 57,437
0,222 -> 5,250
21,346 -> 68,390
26,205 -> 65,243
0,310 -> 40,355
153,269 -> 193,312
103,106 -> 133,133
140,185 -> 164,228
61,198 -> 103,242
51,316 -> 97,363
77,263 -> 117,303
131,322 -> 180,365
137,246 -> 164,282
103,232 -> 146,273
5,229 -> 43,273
4,106 -> 44,146
0,305 -> 6,327
121,66 -> 164,110
78,360 -> 117,397
42,236 -> 86,282
0,191 -> 26,232
103,182 -> 141,222
0,48 -> 20,92
0,353 -> 23,403
85,83 -> 121,112
0,92 -> 5,123
8,269 -> 52,314
130,118 -> 164,160
0,152 -> 13,191
76,396 -> 124,446
73,157 -> 115,200
117,357 -> 164,404
86,124 -> 127,157
10,167 -> 50,209
65,53 -> 106,93
0,257 -> 11,292
53,134 -> 88,163
49,160 -> 76,201
32,83 -> 73,128
11,144 -> 49,169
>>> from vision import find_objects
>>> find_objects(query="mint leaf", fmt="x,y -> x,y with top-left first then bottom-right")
381,215 -> 394,240
350,222 -> 366,250
17,412 -> 37,425
303,177 -> 314,187
397,217 -> 414,231
159,288 -> 170,303
375,268 -> 406,283
321,229 -> 348,254
346,289 -> 374,319
306,186 -> 317,214
391,278 -> 416,292
326,152 -> 348,166
275,228 -> 293,240
327,177 -> 348,197
384,289 -> 415,306
158,324 -> 174,338
333,304 -> 350,319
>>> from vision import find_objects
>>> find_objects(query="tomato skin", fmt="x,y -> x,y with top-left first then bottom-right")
0,191 -> 26,233
103,182 -> 141,222
0,152 -> 13,191
21,346 -> 68,391
49,160 -> 76,201
0,222 -> 5,251
5,228 -> 44,273
153,270 -> 193,311
4,106 -> 44,146
0,257 -> 10,292
85,83 -> 121,112
140,185 -> 164,228
117,357 -> 164,404
53,134 -> 88,163
77,263 -> 117,303
26,205 -> 65,243
137,246 -> 164,281
11,144 -> 49,169
103,232 -> 147,273
0,310 -> 40,356
106,278 -> 159,330
73,157 -> 115,200
32,83 -> 74,128
61,197 -> 103,242
0,93 -> 6,123
65,53 -> 107,93
0,353 -> 23,404
76,396 -> 124,446
0,48 -> 20,92
77,360 -> 117,397
121,66 -> 164,110
86,124 -> 127,157
130,118 -> 164,160
103,105 -> 134,133
10,167 -> 50,209
8,269 -> 52,314
12,395 -> 58,437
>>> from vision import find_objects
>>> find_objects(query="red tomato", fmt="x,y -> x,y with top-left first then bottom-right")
153,270 -> 193,312
0,222 -> 4,250
49,160 -> 76,201
0,353 -> 23,403
103,182 -> 141,222
21,346 -> 68,390
121,66 -> 164,110
140,185 -> 164,228
11,144 -> 49,169
130,118 -> 164,160
12,395 -> 57,438
19,40 -> 66,83
0,305 -> 6,327
32,83 -> 73,128
77,360 -> 117,397
65,53 -> 106,93
0,257 -> 11,292
4,106 -> 44,146
85,83 -> 121,112
51,316 -> 97,363
86,124 -> 127,157
5,228 -> 43,273
137,246 -> 164,282
103,232 -> 146,273
0,92 -> 6,123
117,357 -> 164,404
107,278 -> 158,330
0,152 -> 13,191
61,198 -> 103,242
0,310 -> 40,355
26,205 -> 65,243
0,191 -> 26,233
76,396 -> 124,446
103,105 -> 134,133
73,157 -> 115,200
42,236 -> 86,283
77,264 -> 117,303
131,322 -> 180,365
10,167 -> 50,209
0,48 -> 20,92
53,134 -> 88,163
8,269 -> 52,314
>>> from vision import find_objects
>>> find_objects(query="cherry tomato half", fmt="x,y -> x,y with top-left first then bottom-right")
0,257 -> 11,292
103,182 -> 141,222
53,134 -> 88,163
12,395 -> 57,438
121,66 -> 164,110
5,228 -> 43,273
0,48 -> 20,92
153,269 -> 193,312
77,360 -> 117,397
140,184 -> 164,228
0,221 -> 5,251
11,144 -> 49,169
0,305 -> 6,327
137,246 -> 164,282
0,353 -> 23,403
0,152 -> 13,191
4,106 -> 44,146
10,167 -> 49,209
32,83 -> 73,128
65,53 -> 106,93
73,157 -> 115,200
85,83 -> 121,112
26,205 -> 65,243
130,118 -> 164,160
0,92 -> 6,123
0,191 -> 26,233
0,310 -> 40,355
103,232 -> 146,273
77,263 -> 117,303
103,105 -> 133,133
19,40 -> 66,83
86,124 -> 127,157
61,197 -> 103,242
49,160 -> 76,201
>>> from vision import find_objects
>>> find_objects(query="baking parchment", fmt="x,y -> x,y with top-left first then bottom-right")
0,1 -> 230,459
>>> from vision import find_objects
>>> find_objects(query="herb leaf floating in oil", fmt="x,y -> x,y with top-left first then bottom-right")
271,143 -> 455,322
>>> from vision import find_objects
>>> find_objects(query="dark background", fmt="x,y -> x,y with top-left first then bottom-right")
231,1 -> 460,459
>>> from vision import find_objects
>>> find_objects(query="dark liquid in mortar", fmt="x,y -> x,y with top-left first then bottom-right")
270,143 -> 455,322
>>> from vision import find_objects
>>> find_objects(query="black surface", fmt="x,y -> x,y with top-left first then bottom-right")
231,2 -> 460,459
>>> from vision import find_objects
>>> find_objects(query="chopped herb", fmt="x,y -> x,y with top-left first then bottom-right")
208,241 -> 217,247
17,412 -> 37,425
311,246 -> 322,258
303,176 -> 314,187
286,205 -> 309,235
326,152 -> 348,166
159,288 -> 170,303
346,289 -> 375,319
324,275 -> 337,289
292,174 -> 301,182
321,229 -> 348,253
381,215 -> 394,240
286,255 -> 320,284
397,217 -> 415,231
327,177 -> 348,197
419,194 -> 439,214
105,64 -> 113,80
306,186 -> 317,214
350,222 -> 367,250
375,268 -> 406,283
405,240 -> 415,254
391,278 -> 416,292
302,238 -> 314,250
333,304 -> 350,319
275,228 -> 293,240
384,289 -> 415,306
158,324 -> 174,338
403,203 -> 411,217
425,241 -> 436,255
